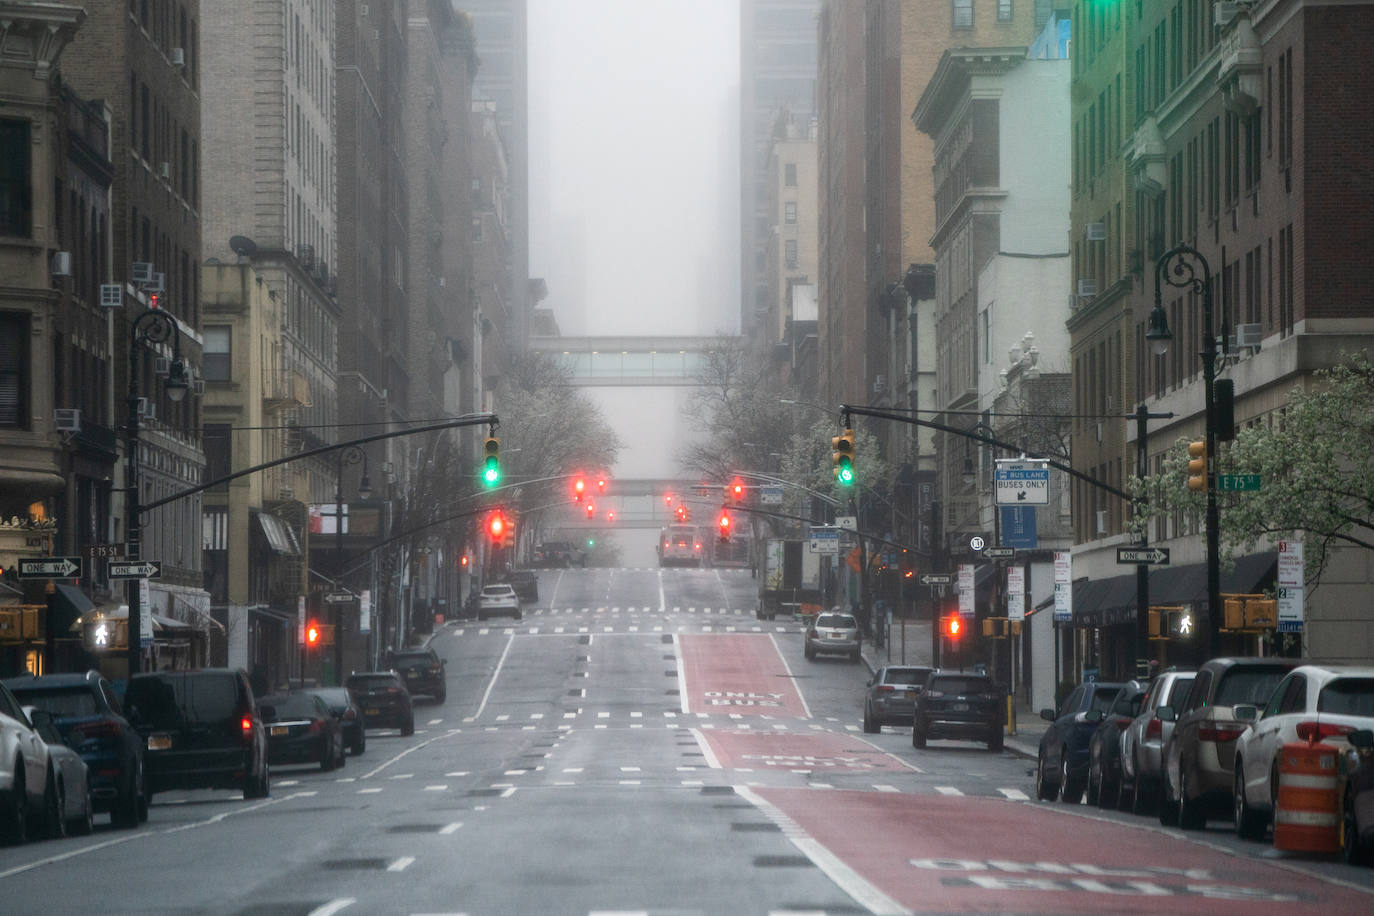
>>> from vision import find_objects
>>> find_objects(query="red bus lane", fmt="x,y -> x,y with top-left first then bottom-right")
754,788 -> 1374,915
678,633 -> 809,718
700,730 -> 914,774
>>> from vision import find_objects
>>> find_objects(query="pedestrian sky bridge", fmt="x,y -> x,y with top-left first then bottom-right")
528,335 -> 737,386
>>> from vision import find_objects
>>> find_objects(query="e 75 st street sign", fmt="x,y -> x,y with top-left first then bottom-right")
108,561 -> 162,579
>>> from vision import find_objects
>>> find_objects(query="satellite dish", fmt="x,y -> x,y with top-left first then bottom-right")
228,235 -> 258,258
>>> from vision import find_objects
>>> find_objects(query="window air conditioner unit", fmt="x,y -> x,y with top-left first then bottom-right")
100,284 -> 123,308
132,262 -> 155,284
137,397 -> 155,420
154,356 -> 171,376
54,408 -> 81,433
51,251 -> 72,276
1077,278 -> 1098,297
171,47 -> 185,67
159,161 -> 170,179
1085,222 -> 1107,241
1214,2 -> 1240,27
148,272 -> 166,293
1234,323 -> 1262,348
1095,510 -> 1108,535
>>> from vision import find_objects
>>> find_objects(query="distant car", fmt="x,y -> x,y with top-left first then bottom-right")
1035,680 -> 1126,804
1231,664 -> 1374,840
25,709 -> 93,837
258,693 -> 345,771
345,672 -> 414,735
1339,728 -> 1374,865
863,666 -> 933,732
911,671 -> 1004,752
1159,656 -> 1301,829
478,584 -> 522,621
389,648 -> 447,702
0,682 -> 56,845
5,670 -> 146,828
504,570 -> 539,603
306,687 -> 366,756
1086,681 -> 1147,808
124,668 -> 270,801
1119,669 -> 1195,815
532,542 -> 583,568
804,611 -> 860,662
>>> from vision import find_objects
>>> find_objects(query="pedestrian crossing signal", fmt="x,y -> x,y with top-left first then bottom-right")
941,615 -> 963,639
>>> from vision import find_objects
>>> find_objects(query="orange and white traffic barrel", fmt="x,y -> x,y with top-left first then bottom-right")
1273,737 -> 1341,854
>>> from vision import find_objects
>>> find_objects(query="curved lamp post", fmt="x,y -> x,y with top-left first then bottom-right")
1149,242 -> 1221,659
125,308 -> 189,675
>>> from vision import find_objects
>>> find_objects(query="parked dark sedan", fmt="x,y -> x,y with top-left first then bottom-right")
911,671 -> 1004,752
345,672 -> 414,735
1036,680 -> 1126,804
6,670 -> 146,827
1086,681 -> 1147,809
305,687 -> 365,756
258,693 -> 344,771
863,665 -> 933,733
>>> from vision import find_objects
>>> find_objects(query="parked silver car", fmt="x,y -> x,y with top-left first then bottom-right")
863,665 -> 932,732
1118,669 -> 1195,815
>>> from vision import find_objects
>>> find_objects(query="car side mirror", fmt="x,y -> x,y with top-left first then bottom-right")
1083,709 -> 1104,723
23,706 -> 49,730
1156,705 -> 1176,722
1039,708 -> 1056,722
1349,729 -> 1374,750
1233,704 -> 1258,723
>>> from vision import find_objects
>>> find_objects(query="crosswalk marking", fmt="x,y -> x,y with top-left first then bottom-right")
998,787 -> 1030,800
934,786 -> 963,796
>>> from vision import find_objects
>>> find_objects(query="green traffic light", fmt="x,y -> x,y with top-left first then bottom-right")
483,455 -> 500,486
586,538 -> 595,547
837,457 -> 854,486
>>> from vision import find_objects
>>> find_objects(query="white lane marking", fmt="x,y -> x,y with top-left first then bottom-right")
308,899 -> 356,916
276,779 -> 300,787
620,766 -> 641,772
359,727 -> 462,780
767,632 -> 813,719
471,634 -> 514,722
873,784 -> 900,793
389,773 -> 413,780
440,822 -> 463,835
358,787 -> 383,794
935,786 -> 963,796
735,785 -> 911,916
691,727 -> 723,769
658,569 -> 667,612
999,787 -> 1031,800
427,719 -> 443,725
445,771 -> 469,777
424,785 -> 448,791
500,787 -> 517,797
387,856 -> 415,872
673,630 -> 689,715
562,767 -> 584,773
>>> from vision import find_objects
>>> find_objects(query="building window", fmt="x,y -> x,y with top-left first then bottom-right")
0,120 -> 32,237
784,239 -> 798,268
471,177 -> 483,206
784,201 -> 797,224
784,163 -> 797,187
470,216 -> 483,242
997,0 -> 1012,22
0,312 -> 28,427
203,325 -> 231,381
203,424 -> 231,492
954,0 -> 973,29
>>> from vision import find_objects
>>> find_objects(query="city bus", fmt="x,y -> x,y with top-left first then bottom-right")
658,524 -> 703,567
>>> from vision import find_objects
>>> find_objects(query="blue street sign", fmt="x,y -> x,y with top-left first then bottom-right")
1000,506 -> 1037,549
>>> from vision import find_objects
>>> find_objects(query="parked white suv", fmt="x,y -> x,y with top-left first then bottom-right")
478,584 -> 522,621
0,681 -> 54,845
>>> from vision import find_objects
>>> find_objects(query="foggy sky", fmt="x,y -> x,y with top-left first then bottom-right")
528,0 -> 741,338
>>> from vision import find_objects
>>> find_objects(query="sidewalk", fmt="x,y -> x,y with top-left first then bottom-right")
858,635 -> 1047,761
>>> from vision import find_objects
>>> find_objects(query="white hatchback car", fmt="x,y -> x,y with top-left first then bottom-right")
1232,664 -> 1374,839
477,583 -> 522,621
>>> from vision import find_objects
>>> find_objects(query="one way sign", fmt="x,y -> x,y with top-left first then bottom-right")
17,557 -> 82,579
108,561 -> 162,579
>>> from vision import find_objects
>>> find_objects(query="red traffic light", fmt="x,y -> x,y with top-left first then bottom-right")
731,480 -> 744,501
941,615 -> 963,639
607,511 -> 615,522
574,478 -> 586,501
460,554 -> 469,568
718,512 -> 731,531
488,513 -> 505,539
586,503 -> 595,518
596,477 -> 607,493
665,494 -> 674,506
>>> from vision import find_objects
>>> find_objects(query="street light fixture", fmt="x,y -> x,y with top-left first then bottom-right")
1151,242 -> 1222,658
125,306 -> 189,675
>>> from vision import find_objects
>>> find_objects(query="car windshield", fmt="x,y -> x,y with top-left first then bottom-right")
816,614 -> 855,628
1087,688 -> 1122,714
8,686 -> 99,718
1318,678 -> 1374,716
883,669 -> 930,686
1215,666 -> 1295,707
392,653 -> 431,666
259,694 -> 317,720
931,677 -> 994,695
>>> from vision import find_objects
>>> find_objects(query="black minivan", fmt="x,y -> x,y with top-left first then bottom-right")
124,669 -> 270,800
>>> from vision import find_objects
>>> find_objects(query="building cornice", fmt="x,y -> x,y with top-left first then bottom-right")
0,3 -> 85,81
912,47 -> 1027,137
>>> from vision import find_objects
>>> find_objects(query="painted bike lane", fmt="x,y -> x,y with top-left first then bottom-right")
678,633 -> 809,717
752,788 -> 1374,915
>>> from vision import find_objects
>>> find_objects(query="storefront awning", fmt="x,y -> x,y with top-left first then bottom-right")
1070,551 -> 1278,627
50,584 -> 95,634
255,512 -> 301,556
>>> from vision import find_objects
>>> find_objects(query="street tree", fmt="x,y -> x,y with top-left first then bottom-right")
1130,352 -> 1374,585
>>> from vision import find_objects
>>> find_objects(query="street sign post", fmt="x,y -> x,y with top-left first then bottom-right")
995,460 -> 1051,506
984,546 -> 1015,559
759,485 -> 784,506
108,560 -> 162,579
17,557 -> 82,579
1218,474 -> 1261,492
324,592 -> 355,604
835,515 -> 857,531
1115,547 -> 1171,565
808,527 -> 840,555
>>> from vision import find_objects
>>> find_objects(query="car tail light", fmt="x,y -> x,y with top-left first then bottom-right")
1145,717 -> 1162,740
308,720 -> 322,734
1198,723 -> 1246,743
877,685 -> 895,693
386,687 -> 403,696
241,716 -> 254,734
1296,721 -> 1354,743
72,720 -> 122,742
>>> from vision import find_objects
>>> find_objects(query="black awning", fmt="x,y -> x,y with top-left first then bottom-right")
974,563 -> 999,591
1149,551 -> 1276,608
50,584 -> 95,634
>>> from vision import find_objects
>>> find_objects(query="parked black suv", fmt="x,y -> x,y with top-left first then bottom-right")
123,669 -> 270,800
5,670 -> 147,827
912,671 -> 1005,752
388,649 -> 446,702
346,671 -> 415,734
